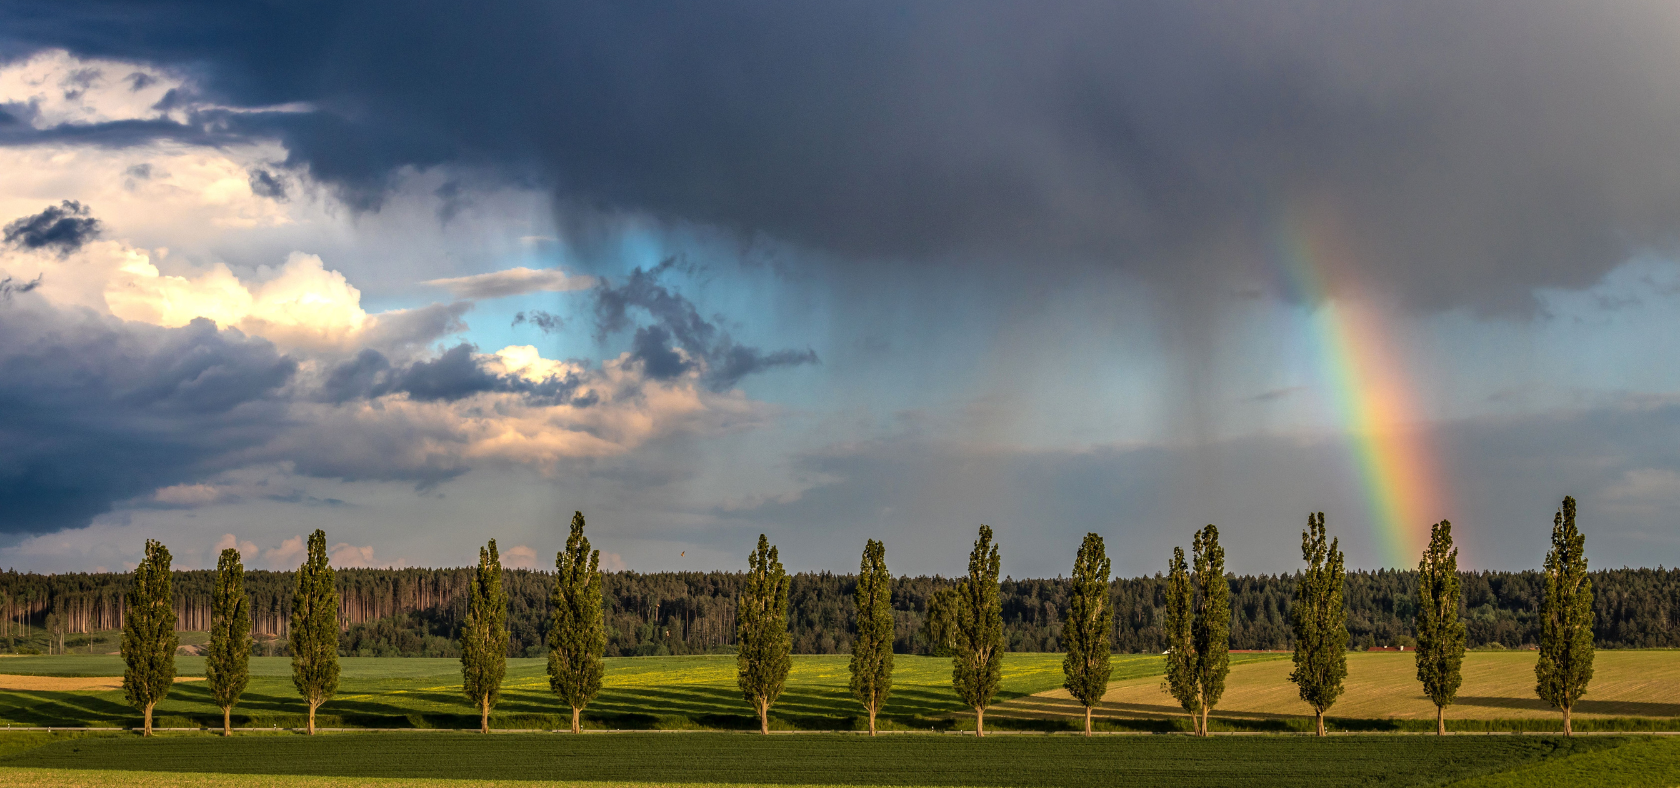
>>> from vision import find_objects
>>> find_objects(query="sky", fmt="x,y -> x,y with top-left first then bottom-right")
2,1 -> 1680,578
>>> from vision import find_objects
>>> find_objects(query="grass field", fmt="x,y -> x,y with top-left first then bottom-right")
0,731 -> 1632,787
992,650 -> 1680,732
0,653 -> 1282,731
0,650 -> 1675,733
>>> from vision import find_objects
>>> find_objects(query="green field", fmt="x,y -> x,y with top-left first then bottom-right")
0,653 -> 1276,731
0,731 -> 1636,788
1,651 -> 1676,734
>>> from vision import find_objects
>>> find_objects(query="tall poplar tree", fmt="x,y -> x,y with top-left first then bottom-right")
289,529 -> 340,735
1537,496 -> 1595,736
548,512 -> 605,733
1162,546 -> 1198,732
1415,519 -> 1465,736
737,534 -> 792,734
921,587 -> 960,657
1061,533 -> 1112,736
849,539 -> 894,735
463,540 -> 509,733
206,547 -> 251,737
952,525 -> 1004,737
1191,524 -> 1230,737
1290,512 -> 1347,737
122,539 -> 177,736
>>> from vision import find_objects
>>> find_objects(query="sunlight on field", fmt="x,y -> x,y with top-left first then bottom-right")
991,651 -> 1680,725
1,651 -> 1678,731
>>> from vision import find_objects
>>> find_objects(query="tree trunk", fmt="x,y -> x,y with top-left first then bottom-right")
308,699 -> 318,735
1563,705 -> 1572,737
975,706 -> 985,738
868,704 -> 878,736
571,706 -> 581,734
223,706 -> 231,737
1084,705 -> 1092,737
1201,705 -> 1211,737
758,698 -> 769,735
1315,710 -> 1325,737
481,697 -> 490,734
143,701 -> 155,737
1436,705 -> 1445,736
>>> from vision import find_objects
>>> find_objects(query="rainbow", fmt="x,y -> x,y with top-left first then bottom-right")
1268,212 -> 1448,567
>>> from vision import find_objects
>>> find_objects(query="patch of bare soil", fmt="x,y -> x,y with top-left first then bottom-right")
0,675 -> 204,692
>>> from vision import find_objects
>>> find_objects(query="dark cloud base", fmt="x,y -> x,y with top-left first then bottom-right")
3,200 -> 101,256
0,308 -> 294,534
10,2 -> 1680,311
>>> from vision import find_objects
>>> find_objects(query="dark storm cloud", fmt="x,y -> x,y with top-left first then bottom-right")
0,274 -> 42,300
0,307 -> 296,534
319,343 -> 585,405
511,309 -> 563,334
594,262 -> 817,389
247,168 -> 287,201
3,201 -> 101,256
10,2 -> 1680,310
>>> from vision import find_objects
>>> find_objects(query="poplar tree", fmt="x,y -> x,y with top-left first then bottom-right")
1537,496 -> 1595,737
1061,533 -> 1112,736
463,540 -> 509,733
1415,519 -> 1465,736
206,547 -> 251,737
1162,546 -> 1198,732
737,534 -> 791,734
1191,524 -> 1230,737
548,512 -> 605,733
921,587 -> 960,657
289,529 -> 340,735
849,539 -> 894,735
122,539 -> 177,736
1290,512 -> 1347,737
952,525 -> 1004,737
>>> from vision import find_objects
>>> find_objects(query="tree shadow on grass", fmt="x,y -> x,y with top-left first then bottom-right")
1455,696 -> 1680,717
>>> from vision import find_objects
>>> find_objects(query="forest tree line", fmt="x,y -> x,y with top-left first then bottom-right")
1,565 -> 1676,657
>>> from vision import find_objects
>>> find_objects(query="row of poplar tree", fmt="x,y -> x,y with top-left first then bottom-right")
119,500 -> 1599,737
120,530 -> 339,736
1137,497 -> 1597,738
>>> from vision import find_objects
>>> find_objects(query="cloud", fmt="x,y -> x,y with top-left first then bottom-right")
105,251 -> 370,348
212,532 -> 258,560
152,483 -> 226,507
500,544 -> 540,569
3,200 -> 101,255
511,309 -> 563,334
278,349 -> 766,486
422,267 -> 593,300
0,304 -> 296,534
263,535 -> 306,569
0,274 -> 41,300
593,262 -> 818,390
247,168 -> 287,201
329,541 -> 379,568
0,49 -> 186,128
12,5 -> 1680,311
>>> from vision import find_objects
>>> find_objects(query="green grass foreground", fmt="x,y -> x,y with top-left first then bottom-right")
0,731 -> 1630,788
0,653 -> 1283,731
